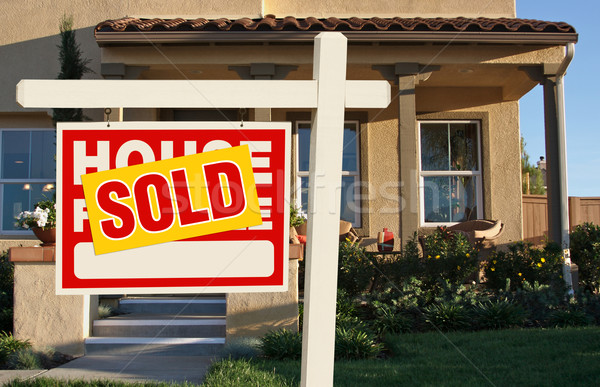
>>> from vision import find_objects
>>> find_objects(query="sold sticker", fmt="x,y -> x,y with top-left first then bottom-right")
81,145 -> 261,255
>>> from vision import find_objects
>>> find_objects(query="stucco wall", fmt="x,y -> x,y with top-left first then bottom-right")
265,0 -> 515,18
226,259 -> 299,339
13,263 -> 98,356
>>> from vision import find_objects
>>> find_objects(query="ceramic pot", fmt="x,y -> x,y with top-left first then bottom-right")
377,228 -> 394,252
32,227 -> 56,246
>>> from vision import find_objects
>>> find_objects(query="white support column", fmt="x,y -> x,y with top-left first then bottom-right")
300,32 -> 347,387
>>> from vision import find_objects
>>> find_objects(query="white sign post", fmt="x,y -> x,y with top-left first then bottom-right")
17,32 -> 391,386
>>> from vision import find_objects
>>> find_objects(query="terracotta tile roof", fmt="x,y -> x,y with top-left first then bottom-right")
96,15 -> 576,34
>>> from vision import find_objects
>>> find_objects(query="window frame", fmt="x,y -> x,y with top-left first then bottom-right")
0,128 -> 56,235
294,120 -> 362,227
418,120 -> 483,227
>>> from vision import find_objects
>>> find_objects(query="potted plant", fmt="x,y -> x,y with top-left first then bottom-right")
15,199 -> 57,245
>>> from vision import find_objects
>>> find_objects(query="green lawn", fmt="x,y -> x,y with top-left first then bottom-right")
206,327 -> 600,387
7,327 -> 600,386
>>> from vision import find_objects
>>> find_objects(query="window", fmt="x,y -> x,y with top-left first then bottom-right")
418,121 -> 482,225
295,121 -> 361,226
0,129 -> 56,233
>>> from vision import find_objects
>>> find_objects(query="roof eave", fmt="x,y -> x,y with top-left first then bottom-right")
95,30 -> 579,47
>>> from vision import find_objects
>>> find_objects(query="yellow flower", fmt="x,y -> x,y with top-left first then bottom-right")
541,258 -> 546,263
518,273 -> 522,276
559,275 -> 563,279
435,255 -> 440,259
466,253 -> 470,258
457,266 -> 461,270
491,267 -> 495,272
537,263 -> 542,267
428,255 -> 431,259
493,260 -> 497,264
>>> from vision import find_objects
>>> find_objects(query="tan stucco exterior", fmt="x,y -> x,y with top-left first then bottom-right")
13,263 -> 98,356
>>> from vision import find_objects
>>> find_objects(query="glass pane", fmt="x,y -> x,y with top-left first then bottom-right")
449,175 -> 478,222
450,123 -> 478,171
3,184 -> 29,231
30,131 -> 56,179
420,124 -> 449,171
423,176 -> 478,223
299,176 -> 309,215
3,183 -> 55,231
342,123 -> 358,172
340,176 -> 358,225
297,123 -> 311,172
423,176 -> 452,222
2,131 -> 30,178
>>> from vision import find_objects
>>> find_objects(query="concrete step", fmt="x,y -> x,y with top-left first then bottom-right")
93,316 -> 226,338
84,337 -> 225,356
118,298 -> 226,316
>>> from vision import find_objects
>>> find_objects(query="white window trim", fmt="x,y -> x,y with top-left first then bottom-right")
0,128 -> 56,235
418,120 -> 483,227
294,120 -> 361,227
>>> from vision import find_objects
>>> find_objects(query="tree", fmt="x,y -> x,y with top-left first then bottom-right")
52,15 -> 91,123
521,137 -> 546,195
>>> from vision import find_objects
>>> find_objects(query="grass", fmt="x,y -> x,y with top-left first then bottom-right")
6,327 -> 600,386
208,327 -> 600,386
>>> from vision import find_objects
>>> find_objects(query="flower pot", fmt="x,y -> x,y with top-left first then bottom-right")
32,227 -> 56,246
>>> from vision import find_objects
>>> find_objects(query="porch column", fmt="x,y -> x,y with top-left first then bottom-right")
396,64 -> 419,247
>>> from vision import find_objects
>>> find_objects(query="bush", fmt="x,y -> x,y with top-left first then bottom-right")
335,326 -> 382,360
570,223 -> 600,292
6,348 -> 42,370
337,241 -> 374,297
260,329 -> 302,360
420,228 -> 479,286
221,337 -> 262,360
424,303 -> 471,332
473,300 -> 526,330
369,303 -> 412,335
549,308 -> 592,328
484,242 -> 563,291
506,281 -> 563,327
0,250 -> 13,333
0,332 -> 31,365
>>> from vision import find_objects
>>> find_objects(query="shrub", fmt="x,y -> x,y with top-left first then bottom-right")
260,329 -> 302,360
484,242 -> 563,291
0,332 -> 31,365
549,308 -> 592,328
570,223 -> 600,292
6,348 -> 42,370
424,303 -> 471,332
97,304 -> 114,319
577,290 -> 600,325
0,250 -> 13,333
221,337 -> 262,360
337,241 -> 374,297
420,228 -> 479,286
370,303 -> 412,335
335,326 -> 383,360
506,281 -> 563,327
473,300 -> 526,330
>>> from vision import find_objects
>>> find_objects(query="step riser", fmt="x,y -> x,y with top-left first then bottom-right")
118,303 -> 226,316
85,343 -> 224,356
93,324 -> 225,338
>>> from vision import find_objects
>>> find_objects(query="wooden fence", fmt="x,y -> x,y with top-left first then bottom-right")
522,195 -> 600,244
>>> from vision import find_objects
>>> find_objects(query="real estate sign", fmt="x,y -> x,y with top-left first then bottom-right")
56,121 -> 290,294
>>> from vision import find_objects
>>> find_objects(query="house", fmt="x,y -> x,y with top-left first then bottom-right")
0,0 -> 577,355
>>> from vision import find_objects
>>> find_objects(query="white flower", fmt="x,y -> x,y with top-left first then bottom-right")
23,224 -> 29,229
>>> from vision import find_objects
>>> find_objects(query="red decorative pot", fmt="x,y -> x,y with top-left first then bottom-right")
377,228 -> 394,252
32,227 -> 56,246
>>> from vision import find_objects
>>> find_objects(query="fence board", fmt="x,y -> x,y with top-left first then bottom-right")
522,195 -> 600,244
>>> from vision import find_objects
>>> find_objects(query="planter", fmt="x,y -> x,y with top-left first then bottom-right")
32,227 -> 56,246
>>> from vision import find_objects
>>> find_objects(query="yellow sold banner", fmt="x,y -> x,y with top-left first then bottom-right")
82,145 -> 261,255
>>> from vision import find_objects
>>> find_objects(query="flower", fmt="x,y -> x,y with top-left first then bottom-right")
465,253 -> 470,258
435,255 -> 440,259
541,258 -> 546,263
15,199 -> 56,231
537,263 -> 542,267
457,265 -> 461,270
490,267 -> 495,271
518,272 -> 522,276
493,260 -> 497,264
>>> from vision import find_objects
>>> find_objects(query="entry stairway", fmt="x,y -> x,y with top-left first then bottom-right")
85,295 -> 226,356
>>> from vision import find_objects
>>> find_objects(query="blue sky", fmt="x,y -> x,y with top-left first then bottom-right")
516,1 -> 600,196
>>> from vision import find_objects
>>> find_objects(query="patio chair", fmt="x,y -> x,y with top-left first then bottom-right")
447,219 -> 504,248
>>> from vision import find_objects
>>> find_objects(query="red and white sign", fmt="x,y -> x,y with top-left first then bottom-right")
57,121 -> 290,294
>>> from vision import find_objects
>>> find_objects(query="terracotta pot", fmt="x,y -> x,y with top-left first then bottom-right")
32,227 -> 56,246
377,228 -> 394,252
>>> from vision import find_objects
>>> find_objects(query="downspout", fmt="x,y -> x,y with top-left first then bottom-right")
555,42 -> 575,294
